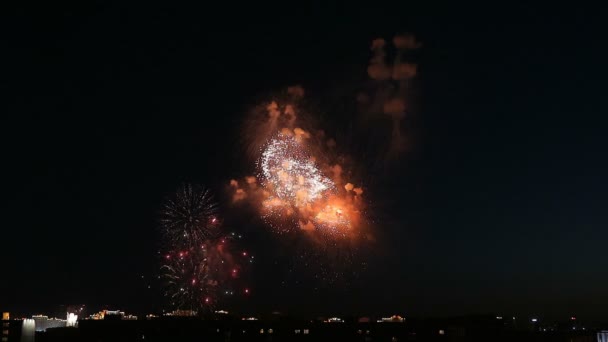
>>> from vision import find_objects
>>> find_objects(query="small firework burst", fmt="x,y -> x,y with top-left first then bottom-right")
161,184 -> 219,244
160,184 -> 250,314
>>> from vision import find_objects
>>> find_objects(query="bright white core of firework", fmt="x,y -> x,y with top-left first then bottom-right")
260,134 -> 333,204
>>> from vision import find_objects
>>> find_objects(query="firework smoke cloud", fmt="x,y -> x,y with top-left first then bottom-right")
361,33 -> 421,159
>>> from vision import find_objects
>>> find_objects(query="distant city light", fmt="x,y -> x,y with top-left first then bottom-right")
66,313 -> 78,327
378,315 -> 405,323
531,318 -> 538,323
31,315 -> 68,332
326,317 -> 344,323
21,319 -> 35,341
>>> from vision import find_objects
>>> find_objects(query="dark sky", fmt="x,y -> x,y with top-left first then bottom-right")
3,2 -> 607,320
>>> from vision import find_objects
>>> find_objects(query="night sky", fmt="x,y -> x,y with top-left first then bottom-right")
3,3 -> 607,320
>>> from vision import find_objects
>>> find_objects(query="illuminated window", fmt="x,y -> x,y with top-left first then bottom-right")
295,329 -> 301,334
1,330 -> 7,335
260,329 -> 264,334
303,329 -> 309,335
268,329 -> 273,334
439,330 -> 445,335
2,337 -> 7,342
357,330 -> 362,334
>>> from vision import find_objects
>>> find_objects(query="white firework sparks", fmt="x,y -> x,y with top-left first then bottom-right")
259,133 -> 333,206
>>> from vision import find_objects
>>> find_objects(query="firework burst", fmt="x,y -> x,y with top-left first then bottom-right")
230,94 -> 367,235
161,184 -> 219,244
160,184 -> 251,314
253,130 -> 363,236
230,92 -> 370,285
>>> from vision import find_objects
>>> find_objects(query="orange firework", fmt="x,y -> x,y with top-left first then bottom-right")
230,90 -> 367,244
232,129 -> 364,238
229,91 -> 372,285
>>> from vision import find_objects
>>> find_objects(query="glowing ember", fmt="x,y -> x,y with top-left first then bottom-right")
315,204 -> 350,229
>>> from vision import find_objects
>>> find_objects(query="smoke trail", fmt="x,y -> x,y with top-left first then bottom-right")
362,33 -> 421,161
